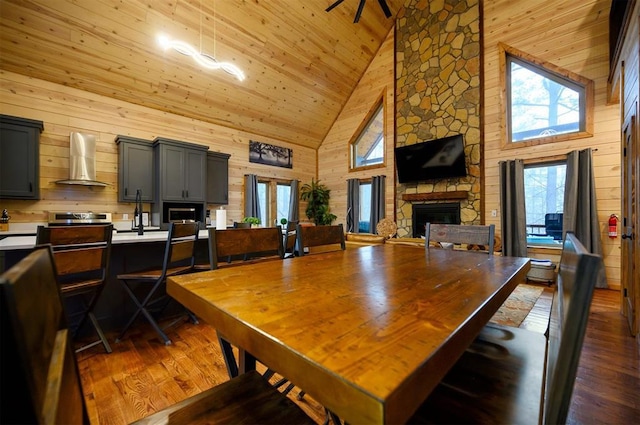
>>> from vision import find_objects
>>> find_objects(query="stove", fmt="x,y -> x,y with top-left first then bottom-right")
48,211 -> 112,225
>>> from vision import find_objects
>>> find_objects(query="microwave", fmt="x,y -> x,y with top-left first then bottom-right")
167,208 -> 197,223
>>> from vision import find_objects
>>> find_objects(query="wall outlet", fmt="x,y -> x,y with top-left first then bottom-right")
123,213 -> 129,220
491,209 -> 497,217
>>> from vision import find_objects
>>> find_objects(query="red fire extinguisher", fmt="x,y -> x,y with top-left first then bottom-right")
608,214 -> 618,238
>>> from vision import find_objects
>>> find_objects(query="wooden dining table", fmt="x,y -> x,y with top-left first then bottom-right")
167,244 -> 531,424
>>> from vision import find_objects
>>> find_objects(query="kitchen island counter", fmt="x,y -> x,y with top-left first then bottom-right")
0,229 -> 211,250
0,228 -> 216,334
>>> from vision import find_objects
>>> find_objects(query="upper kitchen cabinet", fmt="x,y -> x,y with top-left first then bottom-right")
0,115 -> 43,199
115,135 -> 155,203
153,137 -> 208,202
207,152 -> 231,204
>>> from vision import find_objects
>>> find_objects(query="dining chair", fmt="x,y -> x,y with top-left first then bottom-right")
424,222 -> 495,254
1,245 -> 89,424
410,232 -> 603,424
207,226 -> 284,269
0,245 -> 315,425
116,222 -> 200,345
199,226 -> 286,386
35,224 -> 113,353
295,223 -> 346,255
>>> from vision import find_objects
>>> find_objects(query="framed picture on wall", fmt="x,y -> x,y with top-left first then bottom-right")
249,140 -> 293,169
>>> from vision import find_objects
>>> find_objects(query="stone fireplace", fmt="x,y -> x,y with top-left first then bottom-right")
394,1 -> 482,238
412,203 -> 461,238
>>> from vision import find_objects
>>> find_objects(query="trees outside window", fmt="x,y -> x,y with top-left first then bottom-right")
257,179 -> 292,226
501,44 -> 593,147
524,162 -> 566,244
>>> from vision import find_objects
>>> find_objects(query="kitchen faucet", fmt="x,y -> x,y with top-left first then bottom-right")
134,189 -> 144,235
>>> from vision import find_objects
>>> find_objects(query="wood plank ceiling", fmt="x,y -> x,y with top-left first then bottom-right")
0,0 -> 404,149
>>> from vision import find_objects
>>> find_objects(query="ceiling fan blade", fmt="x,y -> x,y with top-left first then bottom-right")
325,0 -> 345,12
354,0 -> 366,23
376,0 -> 392,18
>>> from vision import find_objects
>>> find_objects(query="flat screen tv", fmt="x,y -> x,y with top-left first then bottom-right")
395,134 -> 467,183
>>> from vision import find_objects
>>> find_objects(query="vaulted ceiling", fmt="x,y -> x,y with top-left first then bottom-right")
0,0 -> 405,149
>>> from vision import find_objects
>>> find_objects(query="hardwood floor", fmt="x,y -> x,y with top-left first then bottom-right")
77,289 -> 639,424
566,289 -> 640,424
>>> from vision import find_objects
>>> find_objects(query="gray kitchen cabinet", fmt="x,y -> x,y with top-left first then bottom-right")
207,151 -> 231,204
115,135 -> 155,202
0,114 -> 43,199
152,137 -> 208,229
154,138 -> 208,202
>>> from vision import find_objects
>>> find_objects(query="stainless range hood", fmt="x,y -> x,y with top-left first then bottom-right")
55,132 -> 108,186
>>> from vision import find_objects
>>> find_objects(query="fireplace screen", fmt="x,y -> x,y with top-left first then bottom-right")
412,203 -> 460,238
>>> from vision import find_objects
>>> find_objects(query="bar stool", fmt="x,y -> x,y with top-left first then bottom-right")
116,222 -> 200,345
1,245 -> 315,425
35,224 -> 113,353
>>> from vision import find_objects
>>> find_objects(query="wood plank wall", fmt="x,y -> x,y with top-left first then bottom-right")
0,70 -> 316,227
482,0 -> 622,289
320,0 -> 621,288
318,28 -> 396,229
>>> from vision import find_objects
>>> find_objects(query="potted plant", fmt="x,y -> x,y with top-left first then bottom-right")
300,179 -> 337,225
280,217 -> 288,226
242,216 -> 261,227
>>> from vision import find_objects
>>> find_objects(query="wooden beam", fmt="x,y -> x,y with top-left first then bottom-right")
402,191 -> 468,201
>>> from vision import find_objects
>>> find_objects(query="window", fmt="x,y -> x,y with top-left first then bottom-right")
257,182 -> 268,226
359,182 -> 372,232
350,98 -> 385,170
276,183 -> 291,222
524,162 -> 566,245
256,179 -> 292,226
501,44 -> 593,146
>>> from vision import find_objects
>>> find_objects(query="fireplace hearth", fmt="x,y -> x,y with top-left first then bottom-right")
412,203 -> 461,238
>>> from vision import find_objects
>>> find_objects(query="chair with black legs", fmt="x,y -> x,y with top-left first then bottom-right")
425,222 -> 495,254
410,232 -> 603,424
295,223 -> 346,256
200,226 -> 287,383
1,245 -> 315,424
35,224 -> 113,353
116,222 -> 200,346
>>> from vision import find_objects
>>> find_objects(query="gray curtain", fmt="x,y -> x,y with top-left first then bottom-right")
346,179 -> 360,233
288,179 -> 300,222
370,175 -> 386,233
563,148 -> 606,287
244,174 -> 261,219
499,159 -> 528,257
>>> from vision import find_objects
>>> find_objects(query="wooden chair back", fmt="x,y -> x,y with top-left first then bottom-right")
425,223 -> 495,254
36,224 -> 114,352
208,226 -> 284,269
296,223 -> 346,255
409,231 -> 603,424
36,225 -> 113,291
0,245 -> 89,424
544,232 -> 603,424
162,222 -> 200,276
1,247 -> 314,425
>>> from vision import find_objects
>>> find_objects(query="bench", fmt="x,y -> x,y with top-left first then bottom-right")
0,245 -> 315,425
410,232 -> 604,424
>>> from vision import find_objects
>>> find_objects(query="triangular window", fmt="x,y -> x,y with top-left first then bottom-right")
350,98 -> 385,170
501,44 -> 593,146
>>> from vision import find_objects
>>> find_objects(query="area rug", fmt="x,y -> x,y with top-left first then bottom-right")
490,284 -> 545,327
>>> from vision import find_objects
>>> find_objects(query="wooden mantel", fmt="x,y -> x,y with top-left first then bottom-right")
402,191 -> 468,201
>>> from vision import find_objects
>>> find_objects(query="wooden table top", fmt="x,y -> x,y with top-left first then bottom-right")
167,244 -> 531,424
